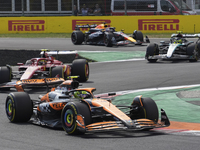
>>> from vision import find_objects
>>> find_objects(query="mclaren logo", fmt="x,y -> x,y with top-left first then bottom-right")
72,19 -> 111,30
8,20 -> 45,31
138,19 -> 179,31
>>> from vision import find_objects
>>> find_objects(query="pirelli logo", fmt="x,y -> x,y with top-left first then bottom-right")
138,19 -> 179,31
72,19 -> 111,30
8,20 -> 45,31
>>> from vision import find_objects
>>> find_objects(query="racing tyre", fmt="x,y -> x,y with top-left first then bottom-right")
196,41 -> 200,55
0,66 -> 12,84
133,31 -> 144,44
145,43 -> 159,63
186,43 -> 199,62
71,59 -> 89,82
141,97 -> 159,123
61,101 -> 91,135
71,31 -> 84,45
5,92 -> 33,122
50,66 -> 64,78
104,33 -> 114,47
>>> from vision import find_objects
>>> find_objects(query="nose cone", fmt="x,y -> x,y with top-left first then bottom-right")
127,37 -> 136,43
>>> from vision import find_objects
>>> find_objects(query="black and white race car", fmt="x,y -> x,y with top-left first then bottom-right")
145,32 -> 200,62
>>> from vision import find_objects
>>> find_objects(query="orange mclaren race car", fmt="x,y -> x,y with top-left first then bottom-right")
0,50 -> 89,90
5,78 -> 170,135
71,23 -> 150,47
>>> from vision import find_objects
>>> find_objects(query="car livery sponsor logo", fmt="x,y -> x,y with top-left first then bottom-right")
138,19 -> 179,31
72,19 -> 111,31
21,79 -> 37,84
52,103 -> 66,109
8,20 -> 45,31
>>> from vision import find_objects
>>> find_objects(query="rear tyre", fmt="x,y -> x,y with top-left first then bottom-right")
133,31 -> 144,44
50,66 -> 64,78
71,31 -> 84,45
187,43 -> 199,62
5,92 -> 33,122
145,43 -> 159,62
104,33 -> 114,47
61,101 -> 91,135
0,66 -> 12,84
71,59 -> 89,82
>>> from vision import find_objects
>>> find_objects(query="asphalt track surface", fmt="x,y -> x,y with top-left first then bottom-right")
0,38 -> 200,150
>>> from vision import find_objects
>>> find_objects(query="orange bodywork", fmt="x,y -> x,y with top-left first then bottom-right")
86,121 -> 121,131
49,102 -> 67,111
91,98 -> 132,123
40,93 -> 50,102
14,78 -> 65,92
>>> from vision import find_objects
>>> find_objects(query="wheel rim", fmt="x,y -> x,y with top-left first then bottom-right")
6,98 -> 15,120
64,109 -> 74,127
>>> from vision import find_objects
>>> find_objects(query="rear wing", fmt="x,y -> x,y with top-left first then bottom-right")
40,49 -> 78,60
40,49 -> 78,55
75,24 -> 97,30
171,33 -> 200,38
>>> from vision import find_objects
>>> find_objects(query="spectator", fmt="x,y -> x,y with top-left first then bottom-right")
81,4 -> 90,16
93,4 -> 101,16
73,5 -> 78,16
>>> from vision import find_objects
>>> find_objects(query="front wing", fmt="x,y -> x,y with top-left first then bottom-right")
0,78 -> 64,91
76,109 -> 170,132
148,54 -> 195,60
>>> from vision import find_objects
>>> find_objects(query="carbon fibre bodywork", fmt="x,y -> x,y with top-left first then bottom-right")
71,23 -> 150,47
5,78 -> 170,134
145,33 -> 200,62
0,51 -> 89,89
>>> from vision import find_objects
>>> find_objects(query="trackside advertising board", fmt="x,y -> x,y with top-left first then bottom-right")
1,16 -> 200,34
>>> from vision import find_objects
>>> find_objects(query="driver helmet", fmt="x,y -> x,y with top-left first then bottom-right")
176,31 -> 183,38
74,91 -> 88,99
38,60 -> 46,65
174,38 -> 183,44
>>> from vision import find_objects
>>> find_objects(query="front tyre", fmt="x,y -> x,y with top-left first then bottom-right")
61,101 -> 91,135
141,97 -> 159,123
133,30 -> 144,44
71,59 -> 89,82
145,43 -> 159,63
71,31 -> 84,45
104,33 -> 114,47
5,92 -> 33,122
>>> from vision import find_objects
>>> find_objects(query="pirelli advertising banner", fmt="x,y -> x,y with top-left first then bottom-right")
1,16 -> 200,34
